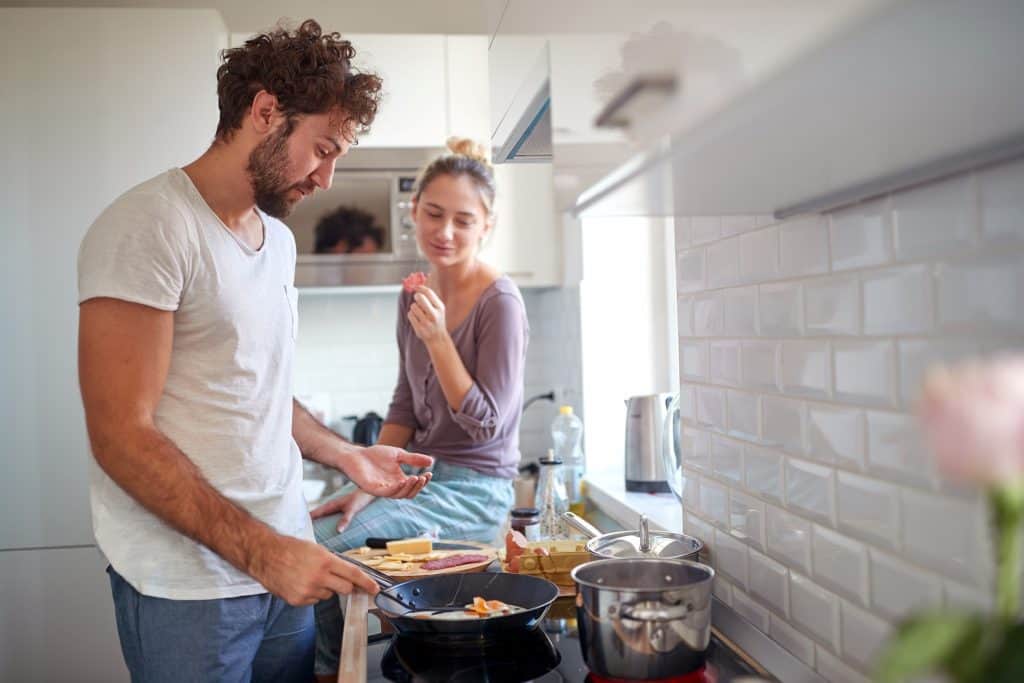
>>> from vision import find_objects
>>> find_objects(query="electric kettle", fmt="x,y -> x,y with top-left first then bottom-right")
623,393 -> 672,493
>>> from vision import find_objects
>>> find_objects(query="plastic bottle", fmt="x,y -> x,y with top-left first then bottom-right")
551,405 -> 585,516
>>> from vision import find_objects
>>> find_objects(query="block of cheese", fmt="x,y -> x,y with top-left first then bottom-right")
385,538 -> 433,555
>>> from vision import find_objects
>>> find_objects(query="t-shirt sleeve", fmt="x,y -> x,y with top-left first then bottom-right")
77,194 -> 192,311
449,292 -> 529,442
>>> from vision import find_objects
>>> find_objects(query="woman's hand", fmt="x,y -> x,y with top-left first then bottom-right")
309,489 -> 377,533
408,285 -> 450,350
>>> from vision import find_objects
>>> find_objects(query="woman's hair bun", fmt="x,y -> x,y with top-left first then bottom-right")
446,137 -> 490,165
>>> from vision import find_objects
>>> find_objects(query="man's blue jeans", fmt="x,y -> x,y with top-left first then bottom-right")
107,566 -> 314,683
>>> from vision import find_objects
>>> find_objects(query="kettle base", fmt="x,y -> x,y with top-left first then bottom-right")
625,479 -> 671,494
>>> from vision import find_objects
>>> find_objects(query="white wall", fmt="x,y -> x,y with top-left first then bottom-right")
676,159 -> 1024,682
1,7 -> 226,680
294,285 -> 583,464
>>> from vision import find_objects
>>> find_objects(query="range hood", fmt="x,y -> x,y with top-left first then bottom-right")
491,45 -> 552,163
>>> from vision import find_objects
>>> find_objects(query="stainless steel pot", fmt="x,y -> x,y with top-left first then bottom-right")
562,511 -> 702,561
571,558 -> 715,680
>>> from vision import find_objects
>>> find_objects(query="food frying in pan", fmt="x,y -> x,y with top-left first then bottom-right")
407,596 -> 525,620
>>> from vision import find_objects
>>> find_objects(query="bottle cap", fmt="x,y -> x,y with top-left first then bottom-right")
559,405 -> 574,415
539,449 -> 563,466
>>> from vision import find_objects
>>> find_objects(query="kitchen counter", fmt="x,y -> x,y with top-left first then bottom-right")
582,467 -> 682,533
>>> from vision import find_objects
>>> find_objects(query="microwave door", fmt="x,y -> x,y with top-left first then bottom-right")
286,173 -> 395,256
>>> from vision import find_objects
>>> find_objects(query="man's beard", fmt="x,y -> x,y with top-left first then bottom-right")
247,124 -> 312,219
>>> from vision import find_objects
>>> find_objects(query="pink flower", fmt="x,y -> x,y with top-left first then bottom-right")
918,356 -> 1024,486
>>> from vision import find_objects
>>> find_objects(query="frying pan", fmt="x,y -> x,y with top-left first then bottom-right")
338,554 -> 559,640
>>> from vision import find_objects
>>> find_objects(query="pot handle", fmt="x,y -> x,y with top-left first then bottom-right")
638,515 -> 651,554
619,601 -> 692,622
562,511 -> 602,539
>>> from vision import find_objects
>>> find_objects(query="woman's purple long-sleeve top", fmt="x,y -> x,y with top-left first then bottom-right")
384,276 -> 529,479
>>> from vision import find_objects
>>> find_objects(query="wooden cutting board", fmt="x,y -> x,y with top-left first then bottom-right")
341,540 -> 498,579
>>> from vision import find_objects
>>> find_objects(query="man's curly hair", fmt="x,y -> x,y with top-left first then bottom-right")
215,19 -> 382,142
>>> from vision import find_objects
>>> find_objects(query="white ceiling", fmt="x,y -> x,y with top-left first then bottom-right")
0,0 -> 489,34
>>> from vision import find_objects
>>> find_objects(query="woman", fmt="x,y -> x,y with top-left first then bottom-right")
309,137 -> 529,680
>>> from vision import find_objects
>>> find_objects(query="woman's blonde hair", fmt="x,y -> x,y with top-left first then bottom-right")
413,137 -> 497,214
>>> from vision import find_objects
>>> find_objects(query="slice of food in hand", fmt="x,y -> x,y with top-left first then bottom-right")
385,538 -> 432,555
402,271 -> 428,293
420,553 -> 489,571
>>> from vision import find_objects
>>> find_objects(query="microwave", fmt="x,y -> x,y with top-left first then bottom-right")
286,164 -> 430,288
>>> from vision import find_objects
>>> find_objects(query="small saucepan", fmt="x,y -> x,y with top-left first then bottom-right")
571,558 -> 715,680
337,554 -> 559,641
562,511 -> 702,561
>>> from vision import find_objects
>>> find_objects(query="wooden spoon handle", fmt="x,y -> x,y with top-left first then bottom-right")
338,590 -> 369,683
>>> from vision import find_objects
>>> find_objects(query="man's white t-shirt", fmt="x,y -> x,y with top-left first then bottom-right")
78,168 -> 312,600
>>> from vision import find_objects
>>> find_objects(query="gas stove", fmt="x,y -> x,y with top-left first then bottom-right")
365,610 -> 769,682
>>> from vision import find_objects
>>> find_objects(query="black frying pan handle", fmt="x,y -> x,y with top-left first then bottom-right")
335,552 -> 397,590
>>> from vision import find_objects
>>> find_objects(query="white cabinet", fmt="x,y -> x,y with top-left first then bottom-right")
444,35 -> 491,143
0,547 -> 127,681
228,33 -> 490,148
484,163 -> 562,288
347,34 -> 448,148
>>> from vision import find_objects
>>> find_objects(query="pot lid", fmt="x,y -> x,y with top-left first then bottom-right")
586,516 -> 702,560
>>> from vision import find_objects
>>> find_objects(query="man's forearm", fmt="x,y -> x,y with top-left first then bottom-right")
292,398 -> 359,468
90,423 -> 277,577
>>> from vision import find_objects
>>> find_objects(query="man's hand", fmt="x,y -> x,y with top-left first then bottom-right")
293,401 -> 432,498
310,489 -> 377,533
248,534 -> 379,606
341,445 -> 434,498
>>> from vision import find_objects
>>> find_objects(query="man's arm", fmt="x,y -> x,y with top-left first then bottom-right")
78,297 -> 377,604
292,400 -> 432,499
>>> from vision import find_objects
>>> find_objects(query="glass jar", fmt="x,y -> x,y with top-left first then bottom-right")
535,455 -> 569,539
509,507 -> 541,542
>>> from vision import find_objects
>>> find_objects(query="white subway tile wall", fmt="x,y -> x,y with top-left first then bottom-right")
869,549 -> 943,620
769,613 -> 816,667
732,587 -> 772,632
759,282 -> 802,336
295,286 -> 583,463
729,489 -> 765,550
675,161 -> 1024,678
812,524 -> 869,606
765,503 -> 812,574
749,549 -> 790,615
805,276 -> 859,336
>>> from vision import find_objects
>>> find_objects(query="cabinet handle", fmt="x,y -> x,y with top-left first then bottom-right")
594,75 -> 677,129
506,271 -> 535,279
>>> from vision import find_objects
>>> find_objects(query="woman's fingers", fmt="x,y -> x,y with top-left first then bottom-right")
396,451 -> 434,468
393,477 -> 419,499
309,496 -> 347,520
415,286 -> 444,311
406,475 -> 430,499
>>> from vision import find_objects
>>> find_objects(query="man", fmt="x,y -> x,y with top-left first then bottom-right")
77,20 -> 431,682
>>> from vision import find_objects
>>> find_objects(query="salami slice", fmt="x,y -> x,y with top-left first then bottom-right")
402,271 -> 428,293
421,553 -> 489,571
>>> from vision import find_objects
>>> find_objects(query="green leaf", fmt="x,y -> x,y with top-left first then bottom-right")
977,622 -> 1024,683
874,612 -> 983,683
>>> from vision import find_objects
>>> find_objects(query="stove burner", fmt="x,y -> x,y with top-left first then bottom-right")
586,664 -> 717,683
380,626 -> 561,682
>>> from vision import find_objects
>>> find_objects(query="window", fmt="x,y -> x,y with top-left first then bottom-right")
579,215 -> 678,473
